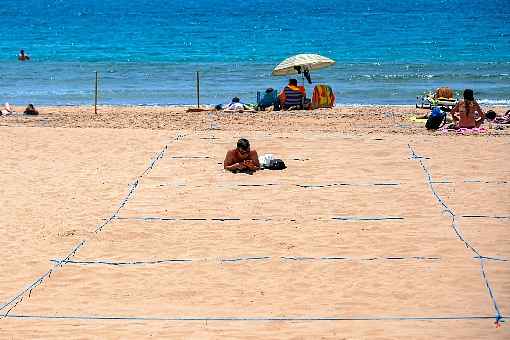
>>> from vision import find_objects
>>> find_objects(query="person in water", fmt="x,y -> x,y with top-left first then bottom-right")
224,138 -> 260,173
18,49 -> 30,61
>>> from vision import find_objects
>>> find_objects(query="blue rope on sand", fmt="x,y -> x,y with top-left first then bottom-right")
464,179 -> 509,184
296,182 -> 400,188
156,181 -> 401,189
50,255 -> 444,267
0,135 -> 184,318
114,215 -> 404,223
428,179 -> 508,185
4,313 -> 502,322
408,144 -> 504,326
461,215 -> 510,220
50,254 -> 509,268
171,156 -> 210,159
476,256 -> 508,262
331,216 -> 403,221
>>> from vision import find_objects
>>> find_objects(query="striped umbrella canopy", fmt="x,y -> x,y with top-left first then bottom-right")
272,54 -> 336,76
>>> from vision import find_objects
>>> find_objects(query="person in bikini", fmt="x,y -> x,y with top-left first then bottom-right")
450,89 -> 485,128
224,138 -> 260,173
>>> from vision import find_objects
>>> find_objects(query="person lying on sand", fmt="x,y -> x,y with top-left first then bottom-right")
224,138 -> 260,173
449,89 -> 484,128
1,102 -> 14,115
486,109 -> 510,124
220,97 -> 256,112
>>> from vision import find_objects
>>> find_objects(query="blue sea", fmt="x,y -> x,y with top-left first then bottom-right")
1,0 -> 509,106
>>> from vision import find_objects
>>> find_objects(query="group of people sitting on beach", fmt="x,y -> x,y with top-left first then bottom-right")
0,103 -> 39,116
420,88 -> 509,130
218,78 -> 335,112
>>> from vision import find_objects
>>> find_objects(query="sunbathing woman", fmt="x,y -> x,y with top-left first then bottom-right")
450,89 -> 485,128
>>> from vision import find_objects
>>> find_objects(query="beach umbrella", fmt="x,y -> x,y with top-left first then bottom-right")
272,53 -> 336,83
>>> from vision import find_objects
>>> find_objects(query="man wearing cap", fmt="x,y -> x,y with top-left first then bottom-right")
224,138 -> 260,173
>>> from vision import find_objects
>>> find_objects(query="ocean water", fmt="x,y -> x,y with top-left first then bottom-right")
1,0 -> 509,105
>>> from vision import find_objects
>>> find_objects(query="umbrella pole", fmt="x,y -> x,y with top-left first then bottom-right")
301,73 -> 305,109
196,71 -> 200,109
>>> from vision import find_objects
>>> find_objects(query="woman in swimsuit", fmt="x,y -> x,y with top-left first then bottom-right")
450,89 -> 484,128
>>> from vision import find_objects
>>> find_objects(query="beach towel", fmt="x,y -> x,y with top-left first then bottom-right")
493,115 -> 510,124
439,126 -> 486,134
312,85 -> 335,109
221,102 -> 256,113
409,115 -> 428,124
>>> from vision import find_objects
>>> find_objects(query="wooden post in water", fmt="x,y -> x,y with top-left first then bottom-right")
94,71 -> 98,114
196,71 -> 200,109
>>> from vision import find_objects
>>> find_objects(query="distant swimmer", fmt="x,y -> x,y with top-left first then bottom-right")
18,49 -> 30,61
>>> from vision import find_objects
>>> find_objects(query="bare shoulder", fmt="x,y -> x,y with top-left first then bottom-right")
224,149 -> 237,165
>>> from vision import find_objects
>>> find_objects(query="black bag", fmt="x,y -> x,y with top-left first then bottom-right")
425,108 -> 446,130
267,159 -> 286,170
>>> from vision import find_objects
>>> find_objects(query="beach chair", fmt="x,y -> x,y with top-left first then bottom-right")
311,84 -> 335,109
256,88 -> 280,110
416,87 -> 457,111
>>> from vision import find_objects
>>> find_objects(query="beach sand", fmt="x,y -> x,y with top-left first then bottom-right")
0,106 -> 509,339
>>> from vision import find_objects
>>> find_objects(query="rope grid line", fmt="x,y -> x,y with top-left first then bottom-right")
0,133 -> 185,319
48,254 -> 508,267
461,215 -> 510,220
154,181 -> 402,189
2,137 -> 506,325
113,216 -> 404,223
152,180 -> 508,190
3,314 -> 499,322
408,144 -> 505,327
49,255 -> 445,267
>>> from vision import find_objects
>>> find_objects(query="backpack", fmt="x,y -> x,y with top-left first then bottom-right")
267,159 -> 286,170
425,107 -> 446,130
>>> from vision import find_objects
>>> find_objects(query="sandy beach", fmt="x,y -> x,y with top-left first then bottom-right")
1,105 -> 509,339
